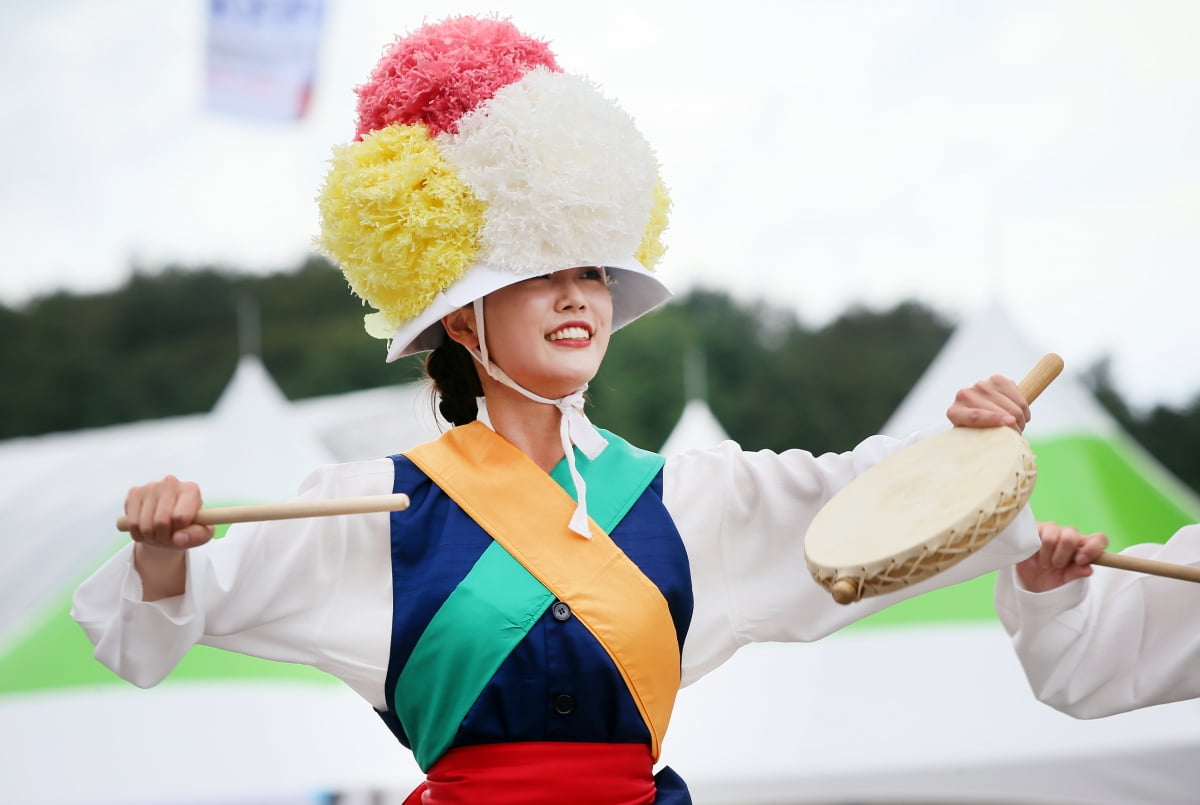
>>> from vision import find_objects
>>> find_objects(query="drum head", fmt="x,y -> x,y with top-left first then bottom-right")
805,426 -> 1034,591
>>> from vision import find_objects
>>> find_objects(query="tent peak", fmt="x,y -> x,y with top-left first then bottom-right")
661,398 -> 731,457
883,301 -> 1115,440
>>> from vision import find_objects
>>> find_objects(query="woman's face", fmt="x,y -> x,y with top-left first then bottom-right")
478,266 -> 613,398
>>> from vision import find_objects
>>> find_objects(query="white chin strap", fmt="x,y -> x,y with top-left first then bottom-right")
470,298 -> 607,538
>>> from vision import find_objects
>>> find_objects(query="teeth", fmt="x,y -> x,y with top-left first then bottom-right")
548,326 -> 591,341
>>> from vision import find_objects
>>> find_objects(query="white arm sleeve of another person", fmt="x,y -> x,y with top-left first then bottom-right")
70,459 -> 396,699
995,524 -> 1200,718
668,428 -> 1041,687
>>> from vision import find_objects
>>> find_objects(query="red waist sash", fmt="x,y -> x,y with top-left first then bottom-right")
403,741 -> 656,805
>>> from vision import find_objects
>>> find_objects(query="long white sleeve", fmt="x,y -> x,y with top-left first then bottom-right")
73,428 -> 1041,708
995,523 -> 1200,718
71,457 -> 397,707
667,433 -> 1041,686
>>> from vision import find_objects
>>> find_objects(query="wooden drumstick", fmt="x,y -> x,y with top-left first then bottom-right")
829,354 -> 1064,605
1093,551 -> 1200,583
116,493 -> 410,531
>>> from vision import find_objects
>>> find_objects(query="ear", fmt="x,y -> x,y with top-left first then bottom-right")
441,306 -> 480,350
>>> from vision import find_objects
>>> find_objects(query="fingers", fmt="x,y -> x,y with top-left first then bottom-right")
947,404 -> 1016,430
172,524 -> 215,549
946,374 -> 1032,433
125,475 -> 211,549
1034,521 -> 1109,569
1059,562 -> 1096,584
1076,530 -> 1110,564
1018,521 -> 1104,592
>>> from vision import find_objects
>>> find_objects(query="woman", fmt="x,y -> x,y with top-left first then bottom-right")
73,16 -> 1040,804
997,520 -> 1200,718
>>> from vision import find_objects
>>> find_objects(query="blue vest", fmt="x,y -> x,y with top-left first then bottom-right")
375,449 -> 694,799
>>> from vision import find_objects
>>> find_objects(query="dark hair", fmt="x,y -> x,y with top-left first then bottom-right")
425,338 -> 483,426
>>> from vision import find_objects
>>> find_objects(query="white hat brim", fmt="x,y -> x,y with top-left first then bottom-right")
385,256 -> 672,361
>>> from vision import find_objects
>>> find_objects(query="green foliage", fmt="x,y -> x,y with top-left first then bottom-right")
1131,402 -> 1200,498
0,258 -> 421,439
596,291 -> 952,456
2,260 -> 1198,497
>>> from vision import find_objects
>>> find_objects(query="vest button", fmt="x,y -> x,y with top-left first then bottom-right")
554,694 -> 575,715
551,600 -> 571,622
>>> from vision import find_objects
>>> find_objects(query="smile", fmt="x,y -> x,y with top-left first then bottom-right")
547,326 -> 592,342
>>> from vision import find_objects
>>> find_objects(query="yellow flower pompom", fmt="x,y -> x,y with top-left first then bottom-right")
316,124 -> 487,339
635,175 -> 671,271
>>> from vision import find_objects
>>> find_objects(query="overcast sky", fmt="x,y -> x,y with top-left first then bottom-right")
4,0 -> 1199,409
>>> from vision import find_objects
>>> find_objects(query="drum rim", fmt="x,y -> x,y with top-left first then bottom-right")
803,427 -> 1036,598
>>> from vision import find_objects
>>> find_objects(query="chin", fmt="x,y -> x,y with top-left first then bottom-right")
536,371 -> 599,398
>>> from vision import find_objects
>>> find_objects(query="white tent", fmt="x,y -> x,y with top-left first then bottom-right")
660,398 -> 732,457
667,626 -> 1200,804
883,300 -> 1116,440
660,346 -> 731,458
0,355 -> 444,649
0,356 -> 442,804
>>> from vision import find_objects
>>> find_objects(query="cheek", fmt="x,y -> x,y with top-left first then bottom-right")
484,325 -> 527,364
593,316 -> 613,353
594,291 -> 614,327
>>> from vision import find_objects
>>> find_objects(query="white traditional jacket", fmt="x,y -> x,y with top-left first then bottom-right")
75,429 -> 1040,710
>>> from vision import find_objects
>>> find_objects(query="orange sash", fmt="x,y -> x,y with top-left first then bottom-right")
404,422 -> 680,760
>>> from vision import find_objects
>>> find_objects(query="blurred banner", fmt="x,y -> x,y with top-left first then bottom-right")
205,0 -> 326,122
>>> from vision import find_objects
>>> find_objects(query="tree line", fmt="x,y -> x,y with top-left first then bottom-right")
2,257 -> 1197,495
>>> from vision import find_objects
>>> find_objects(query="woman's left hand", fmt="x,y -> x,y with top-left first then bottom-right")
946,374 -> 1031,433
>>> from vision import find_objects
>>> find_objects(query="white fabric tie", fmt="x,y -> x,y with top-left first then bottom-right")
470,299 -> 607,538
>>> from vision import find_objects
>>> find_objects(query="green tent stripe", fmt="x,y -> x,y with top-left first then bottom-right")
1023,433 -> 1200,550
848,432 -> 1199,629
0,514 -> 333,695
0,602 -> 332,694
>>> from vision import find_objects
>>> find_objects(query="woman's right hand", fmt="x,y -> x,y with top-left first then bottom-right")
1016,521 -> 1108,593
125,474 -> 214,551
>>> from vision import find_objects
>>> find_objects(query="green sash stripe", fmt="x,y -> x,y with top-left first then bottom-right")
396,429 -> 665,770
397,542 -> 551,770
550,427 -> 666,527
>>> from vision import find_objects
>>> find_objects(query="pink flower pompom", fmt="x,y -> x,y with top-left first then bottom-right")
354,16 -> 561,140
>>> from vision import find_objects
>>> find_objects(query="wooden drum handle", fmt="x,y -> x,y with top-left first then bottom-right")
116,493 -> 411,531
1017,353 -> 1064,405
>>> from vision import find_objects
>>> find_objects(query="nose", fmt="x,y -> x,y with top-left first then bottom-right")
554,273 -> 587,310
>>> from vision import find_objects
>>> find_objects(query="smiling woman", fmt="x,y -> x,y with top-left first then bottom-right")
443,266 -> 613,403
71,15 -> 1044,805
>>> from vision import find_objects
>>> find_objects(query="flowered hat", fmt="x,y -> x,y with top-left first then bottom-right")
317,16 -> 672,361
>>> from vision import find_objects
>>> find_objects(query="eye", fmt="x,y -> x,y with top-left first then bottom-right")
581,267 -> 607,282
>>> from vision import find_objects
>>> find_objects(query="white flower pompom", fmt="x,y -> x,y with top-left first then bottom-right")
438,68 -> 660,273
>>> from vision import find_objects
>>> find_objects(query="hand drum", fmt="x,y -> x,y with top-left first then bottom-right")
804,354 -> 1063,604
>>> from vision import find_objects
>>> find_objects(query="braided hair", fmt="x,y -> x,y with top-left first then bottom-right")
424,338 -> 483,426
